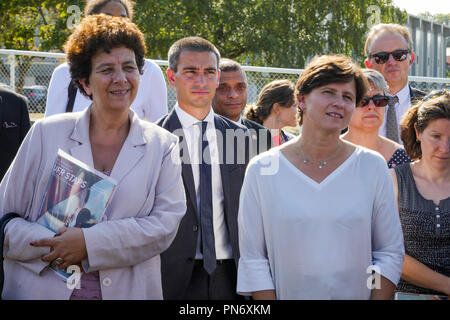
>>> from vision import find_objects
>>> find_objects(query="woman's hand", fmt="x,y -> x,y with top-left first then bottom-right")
32,228 -> 87,270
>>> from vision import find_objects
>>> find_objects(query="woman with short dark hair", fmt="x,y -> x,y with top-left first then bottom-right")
0,14 -> 186,300
237,55 -> 404,300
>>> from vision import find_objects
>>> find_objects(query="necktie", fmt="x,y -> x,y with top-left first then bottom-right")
199,121 -> 216,274
386,95 -> 399,143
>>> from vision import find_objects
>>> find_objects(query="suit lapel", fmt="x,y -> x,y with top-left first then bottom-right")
165,110 -> 198,215
109,113 -> 145,184
69,109 -> 145,184
69,108 -> 95,167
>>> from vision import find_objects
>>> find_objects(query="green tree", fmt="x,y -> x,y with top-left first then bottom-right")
1,0 -> 407,89
0,0 -> 83,93
134,0 -> 406,68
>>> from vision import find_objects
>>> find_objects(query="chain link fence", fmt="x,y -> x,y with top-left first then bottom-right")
1,49 -> 449,115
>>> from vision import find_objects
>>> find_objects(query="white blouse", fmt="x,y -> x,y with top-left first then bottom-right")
44,59 -> 168,122
237,146 -> 405,299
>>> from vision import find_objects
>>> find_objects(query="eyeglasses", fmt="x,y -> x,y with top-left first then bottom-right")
369,49 -> 410,64
423,89 -> 449,102
359,95 -> 390,107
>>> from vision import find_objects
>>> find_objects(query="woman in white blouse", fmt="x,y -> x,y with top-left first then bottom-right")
237,55 -> 405,300
44,0 -> 167,122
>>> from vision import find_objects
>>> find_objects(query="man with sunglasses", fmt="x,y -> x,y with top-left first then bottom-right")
364,23 -> 425,144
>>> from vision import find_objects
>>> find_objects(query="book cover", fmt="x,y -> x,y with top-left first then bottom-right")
37,149 -> 117,281
394,292 -> 448,300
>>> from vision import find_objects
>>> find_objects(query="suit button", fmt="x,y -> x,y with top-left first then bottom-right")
193,225 -> 198,232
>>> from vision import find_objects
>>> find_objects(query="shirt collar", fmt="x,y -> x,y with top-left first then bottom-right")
174,103 -> 215,129
392,83 -> 410,106
233,116 -> 243,125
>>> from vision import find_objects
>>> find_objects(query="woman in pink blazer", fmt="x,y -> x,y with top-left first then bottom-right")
0,15 -> 186,300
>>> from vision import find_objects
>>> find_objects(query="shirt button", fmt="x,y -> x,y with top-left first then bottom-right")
437,215 -> 440,219
102,277 -> 112,287
435,207 -> 439,211
437,224 -> 440,228
193,225 -> 198,232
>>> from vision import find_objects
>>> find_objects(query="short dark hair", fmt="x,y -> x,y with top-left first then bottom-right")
219,58 -> 243,73
84,0 -> 135,20
64,14 -> 146,98
401,90 -> 450,160
295,54 -> 368,125
168,36 -> 220,72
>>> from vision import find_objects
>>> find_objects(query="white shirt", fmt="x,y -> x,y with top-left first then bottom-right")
174,103 -> 232,260
44,59 -> 168,122
237,146 -> 405,299
378,84 -> 411,145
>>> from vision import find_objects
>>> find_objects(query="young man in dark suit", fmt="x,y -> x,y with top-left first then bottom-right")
212,58 -> 272,156
157,37 -> 249,300
0,87 -> 31,181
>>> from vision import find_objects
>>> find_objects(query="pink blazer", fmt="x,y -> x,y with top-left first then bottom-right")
0,107 -> 186,299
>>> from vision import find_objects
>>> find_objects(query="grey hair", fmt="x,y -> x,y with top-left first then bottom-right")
362,69 -> 389,95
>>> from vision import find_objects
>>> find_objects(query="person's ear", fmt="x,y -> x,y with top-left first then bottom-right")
215,70 -> 221,89
414,123 -> 422,142
167,68 -> 176,87
364,58 -> 373,69
409,52 -> 415,66
297,94 -> 306,111
79,79 -> 92,96
272,102 -> 281,115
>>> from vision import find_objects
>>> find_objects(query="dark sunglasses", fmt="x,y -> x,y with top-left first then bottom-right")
423,89 -> 449,102
359,95 -> 390,107
370,49 -> 410,64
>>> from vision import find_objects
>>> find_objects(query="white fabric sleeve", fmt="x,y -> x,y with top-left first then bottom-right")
0,122 -> 53,275
237,161 -> 275,296
371,157 -> 405,286
45,63 -> 71,117
141,59 -> 168,122
82,140 -> 186,271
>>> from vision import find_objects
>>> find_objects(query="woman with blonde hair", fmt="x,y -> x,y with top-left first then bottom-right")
391,90 -> 450,298
244,79 -> 297,146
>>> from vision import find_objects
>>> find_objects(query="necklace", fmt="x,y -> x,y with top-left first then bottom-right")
299,141 -> 342,169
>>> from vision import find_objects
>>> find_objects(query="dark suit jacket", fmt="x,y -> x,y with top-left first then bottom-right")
241,118 -> 272,156
409,85 -> 426,105
157,109 -> 250,299
0,88 -> 31,181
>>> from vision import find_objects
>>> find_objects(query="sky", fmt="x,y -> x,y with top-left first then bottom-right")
392,0 -> 450,16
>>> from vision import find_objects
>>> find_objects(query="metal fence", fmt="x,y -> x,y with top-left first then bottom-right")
1,49 -> 449,114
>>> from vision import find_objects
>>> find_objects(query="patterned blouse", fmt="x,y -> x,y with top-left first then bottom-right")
387,148 -> 411,168
394,164 -> 450,296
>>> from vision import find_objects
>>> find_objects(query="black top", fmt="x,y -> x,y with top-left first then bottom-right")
394,164 -> 450,295
0,88 -> 31,181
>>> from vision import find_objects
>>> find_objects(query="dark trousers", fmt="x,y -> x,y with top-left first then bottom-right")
184,259 -> 244,300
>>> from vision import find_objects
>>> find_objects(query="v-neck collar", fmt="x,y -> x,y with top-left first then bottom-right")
279,147 -> 358,190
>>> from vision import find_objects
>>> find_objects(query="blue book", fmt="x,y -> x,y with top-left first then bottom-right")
37,149 -> 117,282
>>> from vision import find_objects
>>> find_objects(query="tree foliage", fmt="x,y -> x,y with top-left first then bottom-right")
1,0 -> 407,70
134,0 -> 406,68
